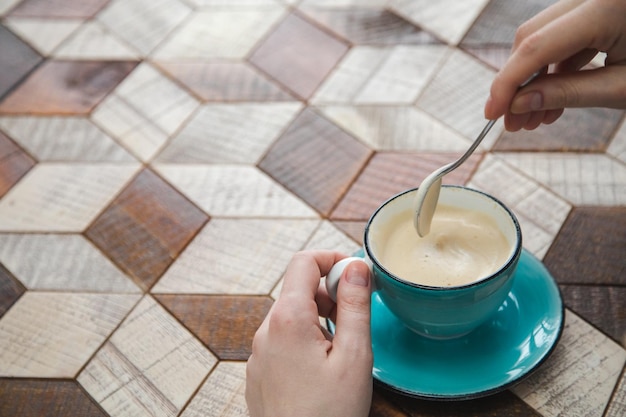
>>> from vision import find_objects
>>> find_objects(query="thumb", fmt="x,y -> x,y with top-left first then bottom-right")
332,261 -> 372,355
510,66 -> 626,113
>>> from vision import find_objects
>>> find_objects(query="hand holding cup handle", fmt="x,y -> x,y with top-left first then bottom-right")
326,257 -> 374,302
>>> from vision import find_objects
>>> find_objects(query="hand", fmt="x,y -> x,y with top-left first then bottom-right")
246,250 -> 373,417
484,0 -> 626,131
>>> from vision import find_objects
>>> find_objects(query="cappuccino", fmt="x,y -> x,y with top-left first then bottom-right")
372,204 -> 510,287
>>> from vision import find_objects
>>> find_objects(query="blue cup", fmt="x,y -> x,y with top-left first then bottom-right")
326,186 -> 522,339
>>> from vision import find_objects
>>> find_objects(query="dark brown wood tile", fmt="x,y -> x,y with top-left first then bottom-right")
0,264 -> 26,318
0,25 -> 43,100
8,0 -> 111,18
332,220 -> 367,246
85,168 -> 208,290
559,285 -> 626,345
155,294 -> 273,360
0,131 -> 36,198
0,60 -> 137,115
249,12 -> 349,100
494,108 -> 624,152
544,207 -> 626,286
301,8 -> 441,45
378,388 -> 542,417
462,46 -> 510,71
259,108 -> 372,216
156,61 -> 294,102
331,151 -> 482,221
0,379 -> 106,417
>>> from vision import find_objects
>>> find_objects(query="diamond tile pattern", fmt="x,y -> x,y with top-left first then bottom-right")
0,0 -> 625,416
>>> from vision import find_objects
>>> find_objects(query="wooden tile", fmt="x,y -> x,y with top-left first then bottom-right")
0,162 -> 140,232
390,0 -> 490,45
249,12 -> 349,99
153,164 -> 319,218
8,0 -> 110,18
318,105 -> 473,151
302,220 -> 361,254
544,207 -> 626,286
0,379 -> 107,417
0,264 -> 25,318
332,220 -> 366,245
0,234 -> 140,292
417,49 -> 502,145
0,24 -> 42,99
0,292 -> 140,377
91,62 -> 199,162
0,60 -> 137,115
258,108 -> 372,215
54,21 -> 141,60
0,130 -> 35,198
181,361 -> 247,417
156,295 -> 273,360
312,45 -> 448,104
512,310 -> 626,417
3,18 -> 82,56
301,8 -> 440,45
0,0 -> 21,15
0,116 -> 136,162
156,102 -> 302,164
560,285 -> 626,345
462,46 -> 510,70
86,168 -> 207,290
152,8 -> 286,59
78,296 -> 217,417
300,0 -> 389,7
608,118 -> 626,164
605,368 -> 626,417
494,108 -> 624,152
152,218 -> 319,294
500,153 -> 626,206
96,0 -> 191,56
468,154 -> 571,259
331,151 -> 481,220
156,61 -> 295,102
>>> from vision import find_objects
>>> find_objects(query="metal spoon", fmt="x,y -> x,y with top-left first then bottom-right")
413,70 -> 545,237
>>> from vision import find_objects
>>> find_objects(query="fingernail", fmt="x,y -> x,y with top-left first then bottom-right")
346,262 -> 369,287
512,91 -> 543,113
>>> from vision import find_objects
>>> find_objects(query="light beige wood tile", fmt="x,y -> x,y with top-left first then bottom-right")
500,153 -> 626,206
0,0 -> 20,15
181,361 -> 247,417
312,45 -> 448,105
390,0 -> 489,45
152,8 -> 286,59
54,21 -> 140,59
417,49 -> 502,147
152,218 -> 320,294
79,296 -> 217,417
467,155 -> 571,259
0,163 -> 140,232
605,368 -> 626,417
3,18 -> 82,55
300,0 -> 388,7
512,310 -> 626,417
0,116 -> 136,162
97,0 -> 192,55
0,292 -> 140,377
608,119 -> 626,164
153,164 -> 319,217
185,0 -> 278,5
92,63 -> 199,161
318,105 -> 472,151
0,234 -> 140,292
155,102 -> 302,163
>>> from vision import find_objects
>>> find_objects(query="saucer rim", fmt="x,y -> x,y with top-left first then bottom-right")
327,249 -> 565,401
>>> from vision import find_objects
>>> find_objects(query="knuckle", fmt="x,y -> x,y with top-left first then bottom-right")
517,31 -> 543,58
513,22 -> 533,47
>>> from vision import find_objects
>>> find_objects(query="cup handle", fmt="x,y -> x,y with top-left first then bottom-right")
325,256 -> 374,302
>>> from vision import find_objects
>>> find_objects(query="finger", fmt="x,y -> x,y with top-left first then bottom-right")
315,279 -> 336,318
279,250 -> 346,301
511,66 -> 626,112
523,110 -> 546,130
505,111 -> 531,132
555,48 -> 600,73
332,261 -> 372,355
543,108 -> 564,125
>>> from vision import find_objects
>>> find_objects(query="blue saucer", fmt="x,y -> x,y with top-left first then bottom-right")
328,249 -> 564,400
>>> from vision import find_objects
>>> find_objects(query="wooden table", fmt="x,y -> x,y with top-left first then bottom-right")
0,0 -> 624,416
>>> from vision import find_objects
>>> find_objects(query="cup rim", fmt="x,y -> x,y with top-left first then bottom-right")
364,185 -> 522,291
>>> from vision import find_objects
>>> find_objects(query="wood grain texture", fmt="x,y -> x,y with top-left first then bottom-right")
0,24 -> 42,99
0,60 -> 137,115
86,168 -> 208,290
8,0 -> 110,18
605,367 -> 626,417
156,295 -> 273,360
0,130 -> 35,198
0,379 -> 107,417
544,207 -> 626,286
3,18 -> 82,55
54,21 -> 140,60
0,264 -> 25,318
608,118 -> 626,164
249,12 -> 349,99
259,108 -> 372,215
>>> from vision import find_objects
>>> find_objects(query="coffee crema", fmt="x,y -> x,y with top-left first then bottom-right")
372,204 -> 510,287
